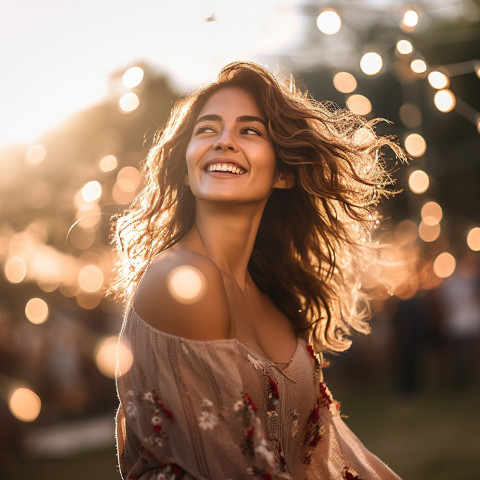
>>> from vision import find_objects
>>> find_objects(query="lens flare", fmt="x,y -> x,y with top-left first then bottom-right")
333,72 -> 357,93
9,387 -> 41,422
316,9 -> 342,35
25,298 -> 49,324
402,9 -> 419,28
433,252 -> 455,278
360,52 -> 383,75
167,266 -> 206,304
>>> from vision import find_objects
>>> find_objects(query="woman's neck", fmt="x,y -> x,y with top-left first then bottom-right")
182,200 -> 267,290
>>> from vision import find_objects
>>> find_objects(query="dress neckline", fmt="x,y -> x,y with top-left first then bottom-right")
128,306 -> 302,368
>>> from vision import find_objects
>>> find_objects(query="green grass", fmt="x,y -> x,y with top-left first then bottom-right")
3,388 -> 479,479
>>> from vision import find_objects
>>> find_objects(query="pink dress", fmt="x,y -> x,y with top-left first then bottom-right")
116,307 -> 401,479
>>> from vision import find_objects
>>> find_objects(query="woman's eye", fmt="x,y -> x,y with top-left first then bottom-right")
242,126 -> 262,136
193,125 -> 216,135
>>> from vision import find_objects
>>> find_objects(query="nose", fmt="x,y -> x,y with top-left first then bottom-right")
213,129 -> 238,152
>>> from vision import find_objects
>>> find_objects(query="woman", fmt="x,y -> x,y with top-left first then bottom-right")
113,61 -> 403,479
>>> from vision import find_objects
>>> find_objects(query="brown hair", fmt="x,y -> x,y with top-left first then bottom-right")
111,61 -> 404,352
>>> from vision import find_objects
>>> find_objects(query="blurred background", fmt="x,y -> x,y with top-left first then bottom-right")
0,1 -> 479,479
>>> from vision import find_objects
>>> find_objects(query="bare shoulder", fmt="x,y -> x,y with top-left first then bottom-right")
134,247 -> 231,341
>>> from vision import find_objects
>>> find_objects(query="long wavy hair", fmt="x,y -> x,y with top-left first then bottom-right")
111,61 -> 404,352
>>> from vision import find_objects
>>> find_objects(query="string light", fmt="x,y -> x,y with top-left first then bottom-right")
119,92 -> 140,113
8,387 -> 41,422
418,221 -> 441,242
25,298 -> 49,324
401,9 -> 419,30
408,170 -> 429,194
396,40 -> 413,55
360,52 -> 383,75
81,181 -> 102,203
99,155 -> 118,173
316,9 -> 342,35
410,59 -> 427,74
427,71 -> 449,89
433,252 -> 456,278
4,256 -> 27,283
333,72 -> 357,93
122,66 -> 144,89
434,89 -> 456,112
421,201 -> 443,226
404,133 -> 426,157
346,94 -> 372,115
467,227 -> 480,251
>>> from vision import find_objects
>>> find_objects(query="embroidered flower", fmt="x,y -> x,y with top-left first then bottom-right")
254,438 -> 275,466
267,376 -> 279,412
247,353 -> 264,370
198,410 -> 218,430
142,392 -> 154,402
342,466 -> 362,479
291,410 -> 300,439
233,400 -> 245,412
198,397 -> 218,430
277,441 -> 287,471
126,401 -> 137,419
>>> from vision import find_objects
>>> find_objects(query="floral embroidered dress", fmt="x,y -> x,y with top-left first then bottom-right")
116,307 -> 401,480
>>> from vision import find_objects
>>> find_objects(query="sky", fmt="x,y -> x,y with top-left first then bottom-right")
0,0 -> 306,146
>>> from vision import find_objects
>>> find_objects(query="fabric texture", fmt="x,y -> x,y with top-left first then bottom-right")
116,307 -> 401,480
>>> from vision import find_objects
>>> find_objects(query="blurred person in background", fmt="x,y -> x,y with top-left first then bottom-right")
440,253 -> 480,388
112,61 -> 403,479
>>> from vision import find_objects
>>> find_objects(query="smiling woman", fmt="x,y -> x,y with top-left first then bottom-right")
111,61 -> 404,479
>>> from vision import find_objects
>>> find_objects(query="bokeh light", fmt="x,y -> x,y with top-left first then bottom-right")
81,181 -> 102,203
119,92 -> 140,113
25,298 -> 49,324
316,9 -> 342,35
99,154 -> 118,172
122,66 -> 144,89
418,221 -> 441,242
333,72 -> 357,93
95,336 -> 133,379
167,266 -> 206,304
4,256 -> 27,283
8,387 -> 42,422
421,201 -> 443,226
402,9 -> 419,28
399,104 -> 422,128
26,144 -> 47,165
434,89 -> 456,112
396,39 -> 413,55
427,71 -> 449,89
433,252 -> 456,278
360,52 -> 383,75
408,170 -> 429,194
404,133 -> 427,157
466,227 -> 480,251
410,59 -> 427,73
78,264 -> 104,293
117,166 -> 141,193
346,94 -> 372,115
352,127 -> 375,145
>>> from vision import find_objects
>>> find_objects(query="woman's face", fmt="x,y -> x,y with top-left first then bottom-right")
185,87 -> 288,205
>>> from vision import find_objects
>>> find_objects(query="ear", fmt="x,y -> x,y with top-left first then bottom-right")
273,171 -> 294,189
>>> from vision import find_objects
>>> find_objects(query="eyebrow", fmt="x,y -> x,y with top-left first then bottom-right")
194,114 -> 266,127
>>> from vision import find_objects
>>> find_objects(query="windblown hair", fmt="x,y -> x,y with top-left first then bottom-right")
111,61 -> 404,352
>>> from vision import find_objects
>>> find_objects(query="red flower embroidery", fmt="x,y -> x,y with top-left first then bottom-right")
306,344 -> 316,359
246,426 -> 254,438
277,441 -> 287,471
267,376 -> 279,411
342,466 -> 362,479
153,424 -> 162,433
244,392 -> 258,412
263,474 -> 272,480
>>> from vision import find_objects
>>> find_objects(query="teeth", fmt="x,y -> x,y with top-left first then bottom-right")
207,163 -> 245,175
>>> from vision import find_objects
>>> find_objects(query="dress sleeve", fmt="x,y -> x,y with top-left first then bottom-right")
116,309 -> 288,480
